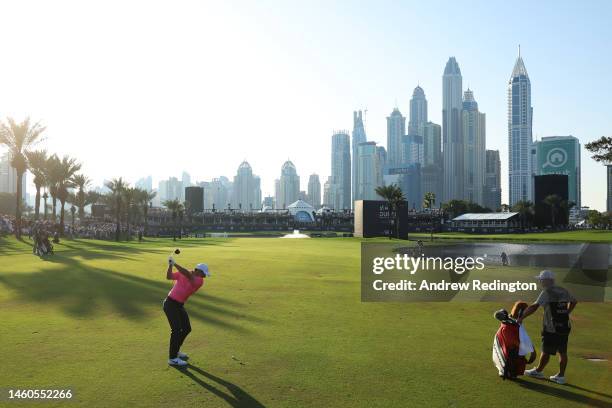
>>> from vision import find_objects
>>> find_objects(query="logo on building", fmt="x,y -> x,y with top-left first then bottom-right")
543,148 -> 567,168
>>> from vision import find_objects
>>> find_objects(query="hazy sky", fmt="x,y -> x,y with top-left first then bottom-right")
1,0 -> 610,210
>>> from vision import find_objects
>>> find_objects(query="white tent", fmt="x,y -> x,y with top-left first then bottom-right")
287,200 -> 316,222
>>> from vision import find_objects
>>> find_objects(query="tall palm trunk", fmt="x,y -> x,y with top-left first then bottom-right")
115,198 -> 121,241
126,207 -> 132,240
15,170 -> 24,238
52,197 -> 57,221
60,200 -> 66,233
143,205 -> 149,236
34,183 -> 42,220
78,191 -> 85,220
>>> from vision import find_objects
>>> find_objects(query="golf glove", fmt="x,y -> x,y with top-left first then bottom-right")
168,256 -> 175,266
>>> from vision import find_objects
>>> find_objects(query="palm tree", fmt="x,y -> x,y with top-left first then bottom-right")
85,190 -> 101,209
69,203 -> 77,233
560,200 -> 575,228
0,117 -> 46,237
163,199 -> 184,241
42,191 -> 49,220
46,154 -> 62,222
72,174 -> 90,221
442,200 -> 469,219
55,156 -> 81,234
66,191 -> 78,234
25,149 -> 48,220
423,192 -> 436,241
511,200 -> 534,229
544,194 -> 562,229
136,189 -> 157,236
105,178 -> 127,241
375,184 -> 406,239
122,187 -> 139,240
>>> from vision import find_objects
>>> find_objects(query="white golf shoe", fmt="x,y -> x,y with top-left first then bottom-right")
549,374 -> 566,384
168,357 -> 188,367
525,368 -> 545,378
177,351 -> 189,360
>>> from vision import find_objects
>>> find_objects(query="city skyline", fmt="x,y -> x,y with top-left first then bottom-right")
0,1 -> 610,210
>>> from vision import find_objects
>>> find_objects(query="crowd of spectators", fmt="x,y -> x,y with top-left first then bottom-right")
0,215 -> 14,235
0,215 -> 139,242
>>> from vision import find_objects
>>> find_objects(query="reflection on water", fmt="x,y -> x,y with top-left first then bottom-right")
407,242 -> 611,270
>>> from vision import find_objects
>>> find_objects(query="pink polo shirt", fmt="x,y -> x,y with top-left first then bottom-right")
168,272 -> 204,303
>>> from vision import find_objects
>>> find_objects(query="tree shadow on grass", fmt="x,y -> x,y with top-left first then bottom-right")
0,256 -> 263,332
172,364 -> 265,408
0,235 -> 33,255
514,378 -> 612,408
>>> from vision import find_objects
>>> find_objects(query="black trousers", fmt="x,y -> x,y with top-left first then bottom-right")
163,297 -> 192,359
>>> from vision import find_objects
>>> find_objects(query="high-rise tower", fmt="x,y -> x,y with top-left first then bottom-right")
331,131 -> 351,210
508,47 -> 533,205
386,108 -> 406,167
462,89 -> 486,205
351,111 -> 367,207
442,57 -> 463,202
408,86 -> 428,135
232,161 -> 261,211
307,174 -> 321,208
276,160 -> 300,209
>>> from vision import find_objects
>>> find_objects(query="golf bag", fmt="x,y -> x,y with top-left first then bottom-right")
492,309 -> 526,379
33,237 -> 54,256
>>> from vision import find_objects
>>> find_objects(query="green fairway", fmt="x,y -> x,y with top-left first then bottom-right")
411,230 -> 612,243
0,236 -> 610,408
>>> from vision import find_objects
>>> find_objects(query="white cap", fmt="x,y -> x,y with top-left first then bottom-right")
195,263 -> 210,277
534,270 -> 555,280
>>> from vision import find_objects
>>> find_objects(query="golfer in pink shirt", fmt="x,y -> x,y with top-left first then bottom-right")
163,257 -> 210,367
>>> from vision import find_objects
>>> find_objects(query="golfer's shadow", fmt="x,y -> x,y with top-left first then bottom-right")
514,378 -> 612,408
172,364 -> 265,408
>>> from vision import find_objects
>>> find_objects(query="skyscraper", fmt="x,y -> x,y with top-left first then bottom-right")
157,180 -> 168,203
356,142 -> 382,200
462,89 -> 486,205
168,177 -> 183,201
422,122 -> 442,166
408,86 -> 428,135
386,108 -> 405,167
351,110 -> 367,207
484,150 -> 502,211
401,134 -> 424,166
508,48 -> 533,205
442,57 -> 463,203
533,136 -> 581,208
307,174 -> 321,209
197,181 -> 213,210
0,152 -> 26,200
135,176 -> 153,192
203,177 -> 232,211
158,177 -> 183,203
276,160 -> 300,209
323,177 -> 332,208
421,122 -> 442,203
232,161 -> 262,211
331,131 -> 351,210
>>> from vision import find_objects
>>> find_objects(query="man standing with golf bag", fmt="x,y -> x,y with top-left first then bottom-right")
519,270 -> 577,384
163,253 -> 210,367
